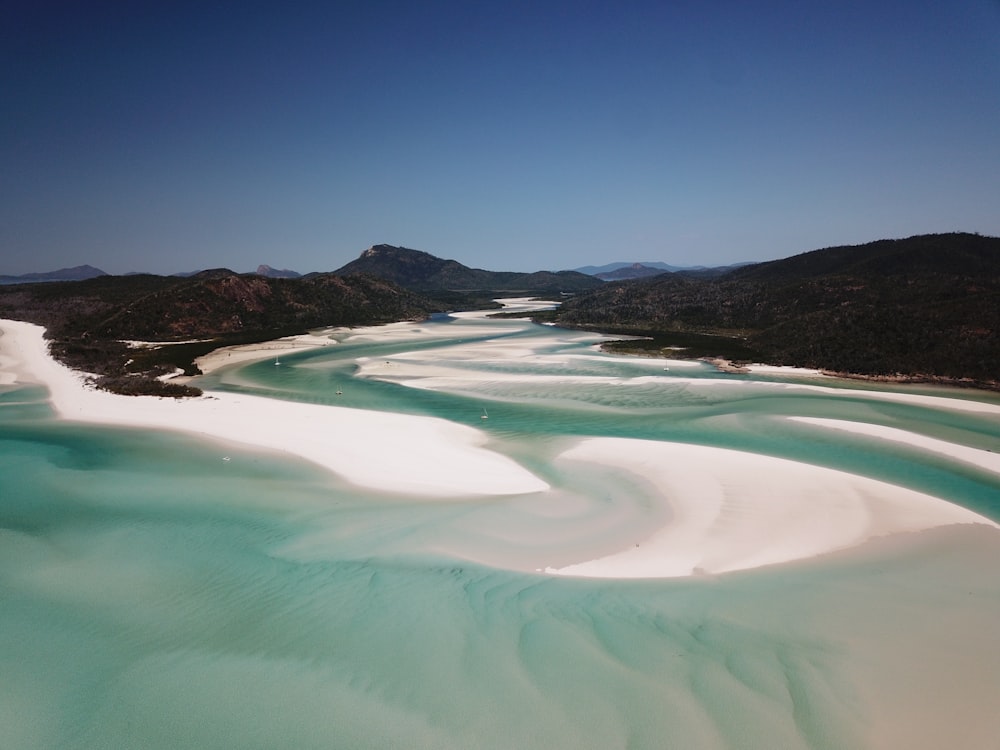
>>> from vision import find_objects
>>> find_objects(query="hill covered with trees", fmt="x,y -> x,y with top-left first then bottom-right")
0,270 -> 439,396
553,233 -> 999,387
0,244 -> 605,397
334,244 -> 603,293
3,234 -> 997,394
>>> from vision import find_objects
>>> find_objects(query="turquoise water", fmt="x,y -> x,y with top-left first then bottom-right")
2,313 -> 999,749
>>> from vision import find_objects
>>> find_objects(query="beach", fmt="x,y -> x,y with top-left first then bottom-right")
3,312 -> 1000,750
1,314 -> 996,579
0,319 -> 548,497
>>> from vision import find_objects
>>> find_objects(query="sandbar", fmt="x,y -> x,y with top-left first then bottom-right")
0,319 -> 549,497
194,331 -> 337,376
789,416 -> 1000,476
3,314 -> 997,580
546,437 -> 997,578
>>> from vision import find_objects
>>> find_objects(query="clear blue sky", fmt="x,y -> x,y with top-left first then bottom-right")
3,1 -> 999,275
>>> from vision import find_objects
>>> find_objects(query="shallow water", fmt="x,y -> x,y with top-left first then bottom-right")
2,312 -> 999,749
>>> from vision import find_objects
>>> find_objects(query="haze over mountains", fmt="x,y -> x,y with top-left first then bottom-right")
573,261 -> 751,280
0,264 -> 109,284
1,263 -> 303,284
2,251 -> 732,284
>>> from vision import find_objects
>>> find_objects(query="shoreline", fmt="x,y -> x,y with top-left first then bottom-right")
3,315 -> 998,580
0,319 -> 549,497
191,330 -> 341,376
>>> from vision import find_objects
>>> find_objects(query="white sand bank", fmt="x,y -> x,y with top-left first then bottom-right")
744,363 -> 825,375
450,297 -> 558,317
195,331 -> 336,375
5,314 -> 997,579
789,416 -> 1000,476
0,320 -> 549,497
546,437 -> 997,578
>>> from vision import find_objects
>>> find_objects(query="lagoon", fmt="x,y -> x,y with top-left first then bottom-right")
2,303 -> 999,749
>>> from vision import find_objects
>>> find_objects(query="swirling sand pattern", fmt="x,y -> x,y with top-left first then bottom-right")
2,306 -> 1000,749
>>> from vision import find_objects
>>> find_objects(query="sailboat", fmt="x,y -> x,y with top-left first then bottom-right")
480,408 -> 488,420
274,357 -> 281,366
335,385 -> 343,395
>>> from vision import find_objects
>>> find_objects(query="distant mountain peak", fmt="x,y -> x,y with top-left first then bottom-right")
596,263 -> 671,281
255,264 -> 301,279
363,244 -> 397,256
0,264 -> 108,284
335,244 -> 603,293
361,244 -> 438,261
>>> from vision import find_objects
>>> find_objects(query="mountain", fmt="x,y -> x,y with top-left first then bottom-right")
554,233 -> 1000,387
0,264 -> 107,284
335,244 -> 603,293
1,271 -> 437,342
595,263 -> 671,281
255,264 -> 301,278
575,261 -> 750,280
6,234 -> 996,393
575,261 -> 681,275
171,266 -> 302,278
0,243 -> 607,397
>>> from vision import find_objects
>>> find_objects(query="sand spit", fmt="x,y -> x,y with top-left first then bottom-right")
194,331 -> 337,375
0,320 -> 548,497
3,313 -> 997,579
546,437 -> 997,578
789,416 -> 1000,476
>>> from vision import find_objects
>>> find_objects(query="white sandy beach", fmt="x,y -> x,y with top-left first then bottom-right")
193,331 -> 337,375
0,319 -> 548,497
546,437 -> 995,578
2,314 -> 997,579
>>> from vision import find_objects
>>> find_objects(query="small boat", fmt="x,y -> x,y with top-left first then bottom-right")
335,386 -> 343,395
274,358 -> 281,366
480,408 -> 488,420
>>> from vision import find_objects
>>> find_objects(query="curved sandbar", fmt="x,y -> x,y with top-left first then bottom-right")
789,416 -> 1000,476
546,437 -> 997,578
4,313 -> 997,579
0,320 -> 549,497
194,331 -> 337,375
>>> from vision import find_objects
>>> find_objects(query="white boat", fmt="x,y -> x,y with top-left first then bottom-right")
480,408 -> 488,420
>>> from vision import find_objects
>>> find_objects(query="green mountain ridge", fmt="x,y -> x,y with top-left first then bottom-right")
554,233 -> 1000,388
0,244 -> 605,397
1,234 -> 997,394
0,270 -> 439,396
334,244 -> 603,293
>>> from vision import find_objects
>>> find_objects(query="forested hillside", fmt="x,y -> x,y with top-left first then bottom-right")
554,233 -> 1000,387
4,234 -> 997,394
0,271 -> 439,395
334,244 -> 603,293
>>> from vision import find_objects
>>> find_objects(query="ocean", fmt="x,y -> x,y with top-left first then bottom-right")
2,310 -> 999,749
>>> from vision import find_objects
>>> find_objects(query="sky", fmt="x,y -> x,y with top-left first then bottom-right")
3,1 -> 999,276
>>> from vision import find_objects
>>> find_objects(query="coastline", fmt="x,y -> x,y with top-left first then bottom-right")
2,315 -> 998,580
0,319 -> 549,497
191,330 -> 339,376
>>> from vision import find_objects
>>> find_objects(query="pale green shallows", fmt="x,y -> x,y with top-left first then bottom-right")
1,313 -> 998,749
